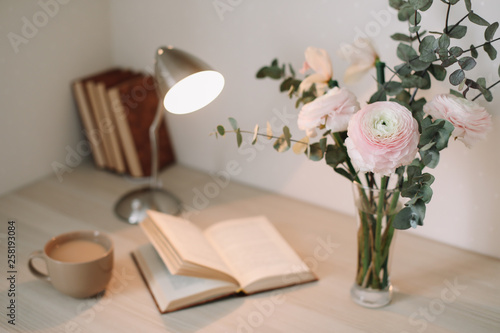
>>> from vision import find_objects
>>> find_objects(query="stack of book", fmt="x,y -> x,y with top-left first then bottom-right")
71,68 -> 175,177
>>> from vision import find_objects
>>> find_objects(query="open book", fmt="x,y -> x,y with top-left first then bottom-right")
132,211 -> 317,313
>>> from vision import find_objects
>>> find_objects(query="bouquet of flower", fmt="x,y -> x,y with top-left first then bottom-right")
214,0 -> 496,303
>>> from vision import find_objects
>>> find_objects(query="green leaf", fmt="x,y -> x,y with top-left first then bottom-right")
470,44 -> 478,58
395,63 -> 412,76
385,81 -> 404,95
325,144 -> 347,168
393,205 -> 425,230
458,56 -> 476,71
438,34 -> 450,49
485,22 -> 499,41
420,147 -> 440,168
283,126 -> 291,147
394,90 -> 412,104
273,134 -> 289,153
410,11 -> 422,25
228,117 -> 238,131
389,0 -> 404,10
465,0 -> 472,12
334,167 -> 354,181
441,56 -> 457,67
446,25 -> 467,39
369,88 -> 387,103
216,125 -> 225,136
409,0 -> 433,11
391,33 -> 413,42
429,64 -> 447,81
449,69 -> 465,85
308,142 -> 324,161
419,35 -> 437,53
397,43 -> 418,62
468,12 -> 490,26
236,129 -> 242,148
448,0 -> 459,5
398,4 -> 414,22
280,77 -> 294,92
484,42 -> 497,60
450,46 -> 463,57
288,64 -> 295,77
450,89 -> 463,98
402,75 -> 428,89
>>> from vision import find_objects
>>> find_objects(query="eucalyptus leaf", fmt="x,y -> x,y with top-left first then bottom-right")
228,117 -> 238,131
469,12 -> 490,26
438,34 -> 450,49
484,42 -> 497,60
236,129 -> 242,148
450,46 -> 463,57
470,44 -> 478,58
410,12 -> 422,26
390,0 -> 404,9
398,4 -> 414,21
252,124 -> 259,145
485,22 -> 499,41
395,63 -> 412,76
325,144 -> 347,167
458,56 -> 476,70
308,142 -> 324,161
397,43 -> 418,62
449,69 -> 465,85
283,126 -> 291,147
217,125 -> 225,136
266,121 -> 273,139
391,33 -> 413,42
429,64 -> 447,81
446,25 -> 467,39
465,0 -> 472,12
292,136 -> 309,154
385,81 -> 404,95
273,134 -> 289,153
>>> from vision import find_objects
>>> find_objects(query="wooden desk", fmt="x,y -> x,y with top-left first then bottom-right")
1,162 -> 499,332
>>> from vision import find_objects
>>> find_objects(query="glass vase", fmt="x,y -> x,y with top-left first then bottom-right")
350,179 -> 401,308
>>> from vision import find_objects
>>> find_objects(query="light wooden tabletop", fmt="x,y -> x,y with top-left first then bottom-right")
1,162 -> 499,333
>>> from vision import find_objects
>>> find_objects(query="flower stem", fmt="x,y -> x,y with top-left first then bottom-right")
373,175 -> 389,288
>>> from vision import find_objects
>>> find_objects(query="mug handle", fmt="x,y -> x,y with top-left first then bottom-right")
28,250 -> 50,282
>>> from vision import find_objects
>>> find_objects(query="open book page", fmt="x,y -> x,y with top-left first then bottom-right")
204,216 -> 315,294
144,211 -> 236,283
132,244 -> 237,313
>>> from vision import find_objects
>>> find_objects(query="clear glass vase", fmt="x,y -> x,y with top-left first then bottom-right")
350,179 -> 401,308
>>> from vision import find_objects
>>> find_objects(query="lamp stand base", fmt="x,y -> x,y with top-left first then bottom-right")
114,187 -> 182,224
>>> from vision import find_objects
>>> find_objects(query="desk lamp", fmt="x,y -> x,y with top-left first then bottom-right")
114,46 -> 225,224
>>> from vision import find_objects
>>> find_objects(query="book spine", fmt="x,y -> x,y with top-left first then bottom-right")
72,82 -> 106,168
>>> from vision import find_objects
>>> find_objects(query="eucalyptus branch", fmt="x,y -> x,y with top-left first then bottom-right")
463,37 -> 500,53
414,11 -> 422,44
472,80 -> 500,101
224,129 -> 308,144
447,12 -> 470,35
445,2 -> 451,34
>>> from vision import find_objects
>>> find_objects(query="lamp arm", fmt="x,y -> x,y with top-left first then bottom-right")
148,101 -> 164,189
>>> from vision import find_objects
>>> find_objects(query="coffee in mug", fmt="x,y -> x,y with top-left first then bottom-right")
28,230 -> 114,298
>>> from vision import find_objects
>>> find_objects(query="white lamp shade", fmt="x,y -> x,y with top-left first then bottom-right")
155,46 -> 224,114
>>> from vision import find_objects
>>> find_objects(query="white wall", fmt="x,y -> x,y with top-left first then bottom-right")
2,0 -> 498,259
110,0 -> 500,259
0,0 -> 112,195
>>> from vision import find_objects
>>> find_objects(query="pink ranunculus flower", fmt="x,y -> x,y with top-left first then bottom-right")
423,94 -> 492,148
345,101 -> 420,175
298,47 -> 333,97
297,87 -> 360,137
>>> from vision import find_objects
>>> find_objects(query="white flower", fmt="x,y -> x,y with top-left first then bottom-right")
298,47 -> 333,96
297,87 -> 360,137
338,38 -> 379,84
423,94 -> 492,148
